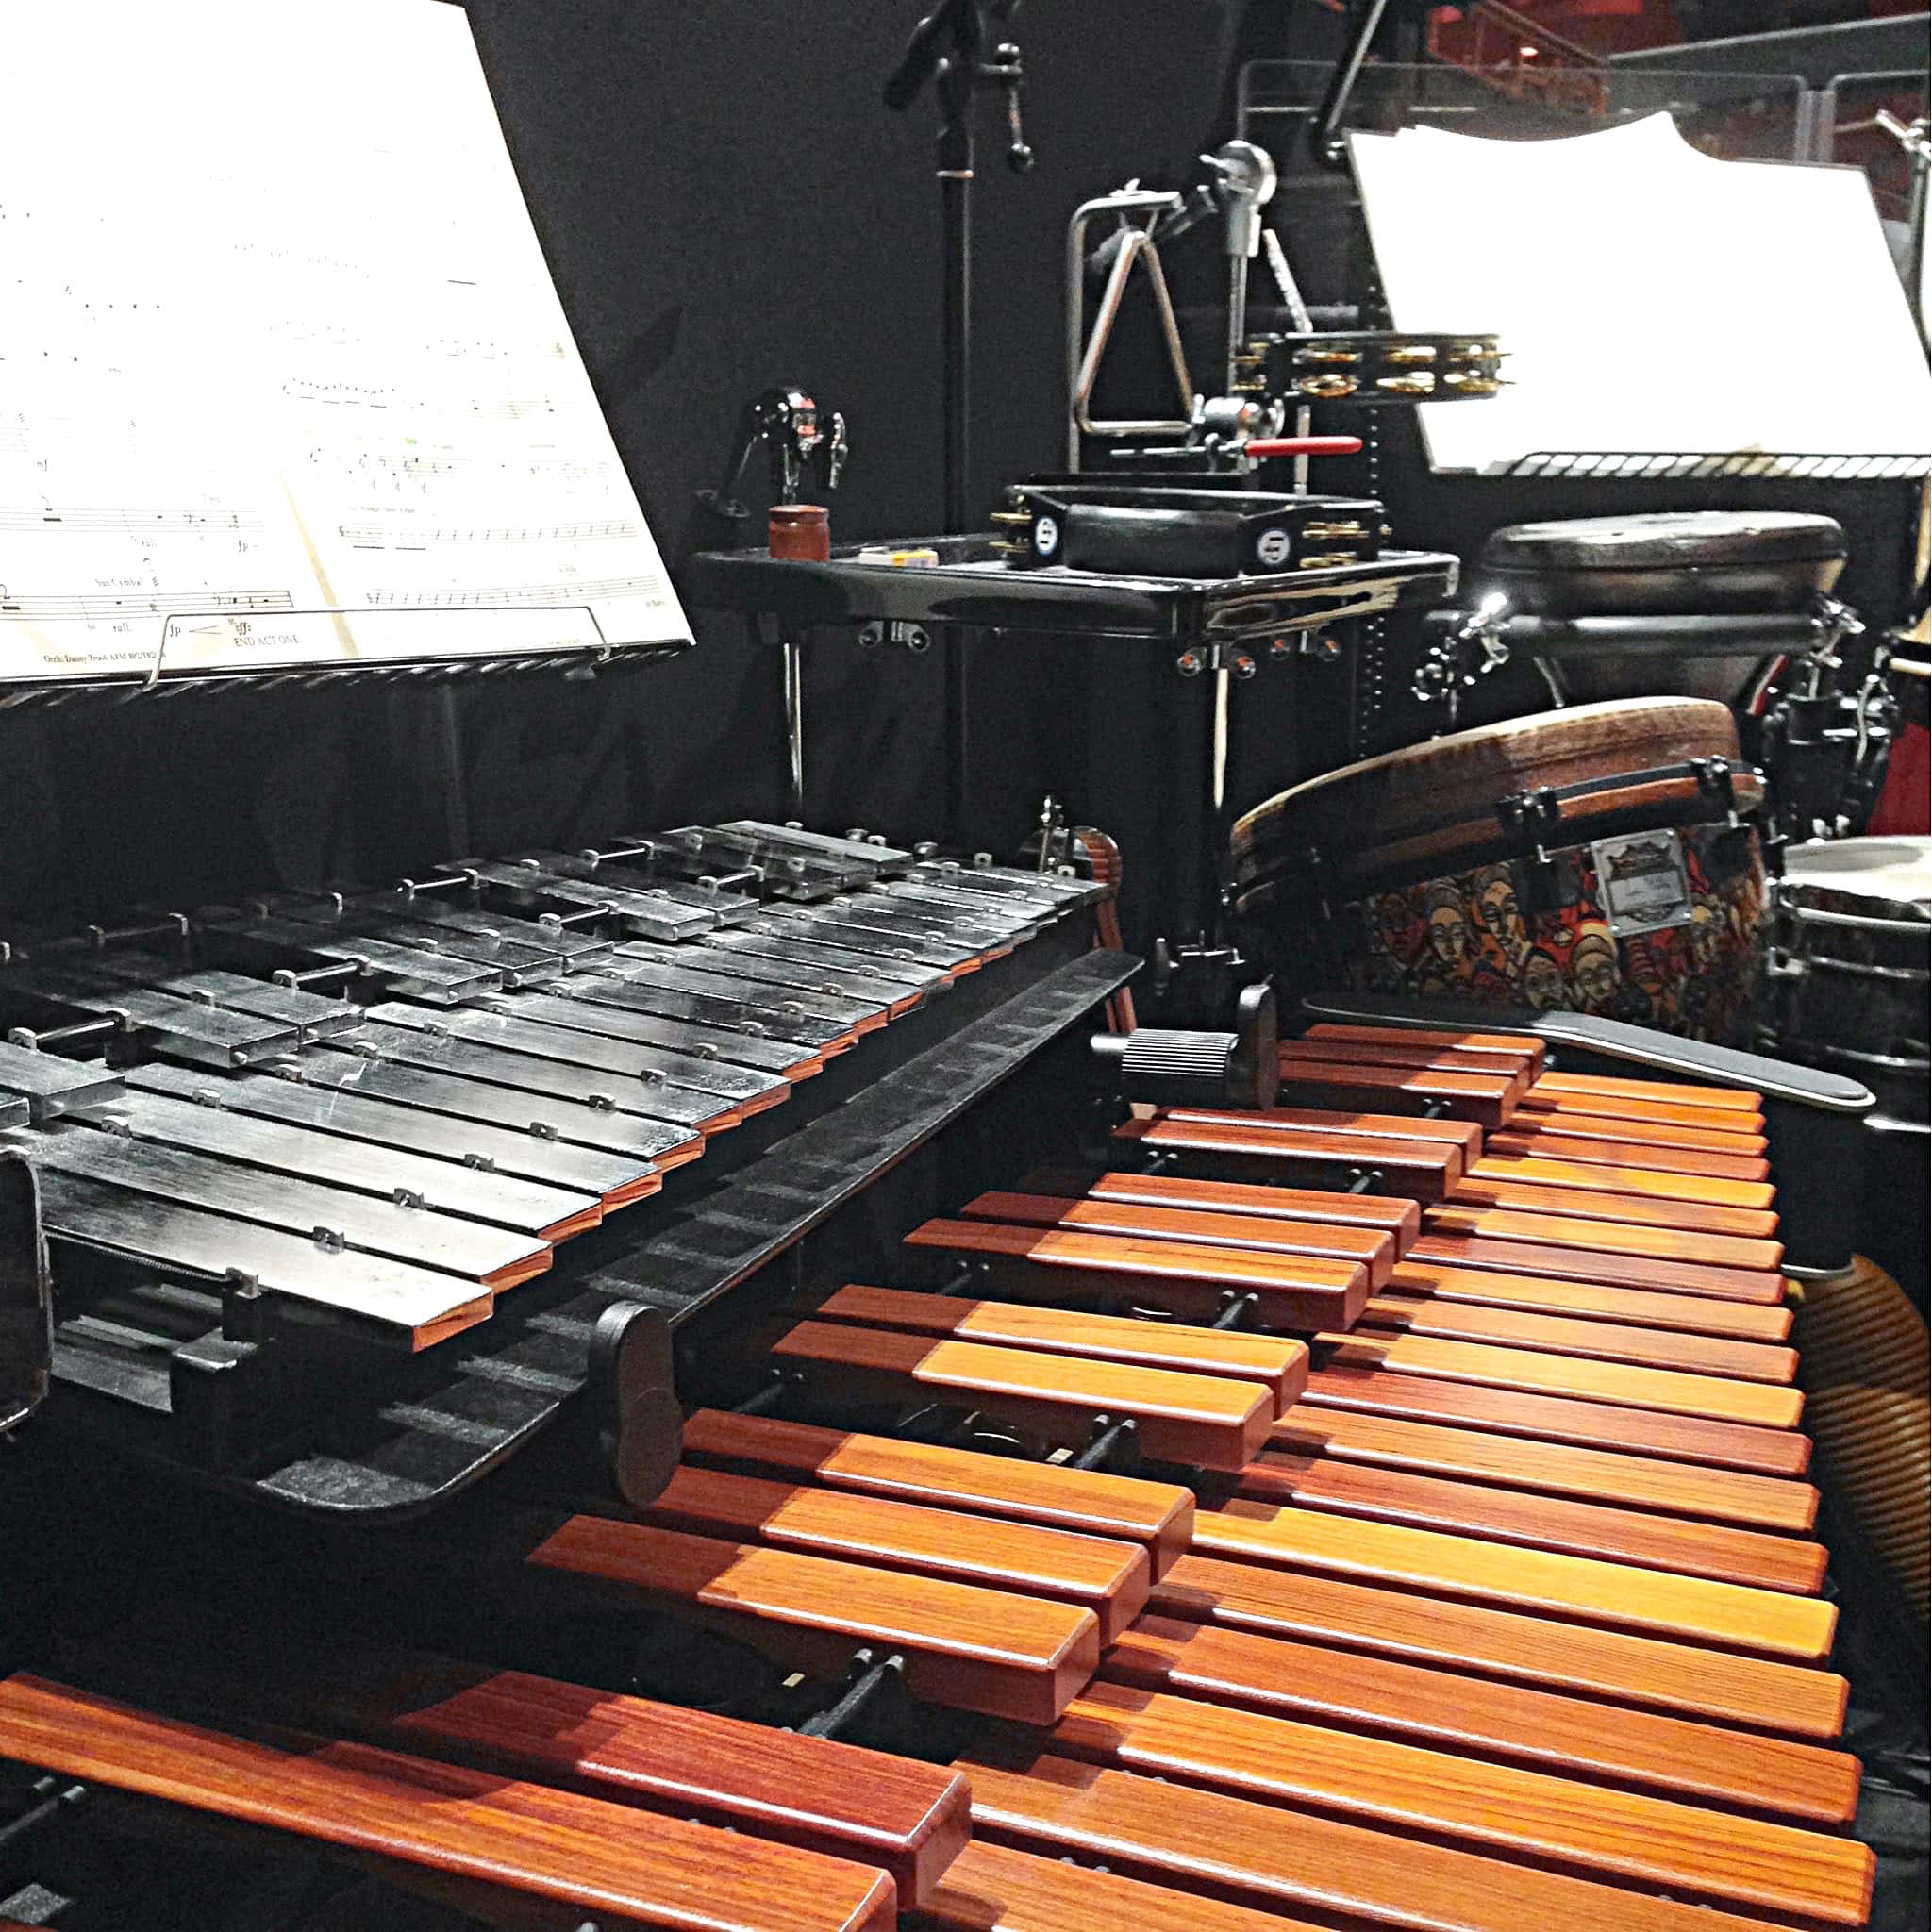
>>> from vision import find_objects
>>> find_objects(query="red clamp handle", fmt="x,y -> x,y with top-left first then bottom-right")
1243,435 -> 1363,460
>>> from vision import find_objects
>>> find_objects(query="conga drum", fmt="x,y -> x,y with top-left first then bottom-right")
1475,510 -> 1849,707
1230,696 -> 1768,1044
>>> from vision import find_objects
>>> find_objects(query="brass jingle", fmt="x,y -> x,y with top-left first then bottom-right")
1440,374 -> 1502,396
1233,353 -> 1266,370
987,540 -> 1034,556
1297,375 -> 1358,398
1300,521 -> 1367,540
1375,374 -> 1435,394
1297,552 -> 1363,570
1380,345 -> 1439,364
988,509 -> 1034,525
1229,379 -> 1269,393
1293,347 -> 1362,366
1448,342 -> 1501,358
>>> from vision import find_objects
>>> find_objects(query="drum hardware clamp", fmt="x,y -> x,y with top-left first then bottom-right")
1413,594 -> 1509,730
1494,786 -> 1572,909
857,619 -> 932,652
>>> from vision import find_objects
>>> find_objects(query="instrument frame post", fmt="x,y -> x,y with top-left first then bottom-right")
884,0 -> 1033,840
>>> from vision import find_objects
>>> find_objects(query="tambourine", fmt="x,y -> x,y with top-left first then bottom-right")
1242,331 -> 1505,405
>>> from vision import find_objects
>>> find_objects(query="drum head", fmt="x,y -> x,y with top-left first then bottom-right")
1478,510 -> 1846,617
1231,696 -> 1751,893
1782,837 -> 1932,921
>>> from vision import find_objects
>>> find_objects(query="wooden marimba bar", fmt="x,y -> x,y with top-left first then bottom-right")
0,1023 -> 1877,1932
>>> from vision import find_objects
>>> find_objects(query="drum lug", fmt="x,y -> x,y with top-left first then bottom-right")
1495,788 -> 1566,910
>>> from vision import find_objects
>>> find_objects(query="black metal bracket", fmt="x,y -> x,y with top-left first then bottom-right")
588,1300 -> 682,1513
1494,787 -> 1567,911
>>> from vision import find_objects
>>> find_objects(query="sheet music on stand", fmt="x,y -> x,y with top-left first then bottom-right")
0,0 -> 691,690
1348,114 -> 1932,479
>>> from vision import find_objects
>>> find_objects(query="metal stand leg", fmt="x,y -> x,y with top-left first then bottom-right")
780,630 -> 807,821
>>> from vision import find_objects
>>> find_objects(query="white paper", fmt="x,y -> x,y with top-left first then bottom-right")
1349,114 -> 1932,475
0,0 -> 691,683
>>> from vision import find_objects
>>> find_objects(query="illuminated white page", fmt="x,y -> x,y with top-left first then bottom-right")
1349,115 -> 1932,475
0,0 -> 691,682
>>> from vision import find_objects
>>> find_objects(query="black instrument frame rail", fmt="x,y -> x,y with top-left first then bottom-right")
34,935 -> 1131,1522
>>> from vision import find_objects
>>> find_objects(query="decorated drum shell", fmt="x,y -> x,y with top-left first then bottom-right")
1232,698 -> 1768,1045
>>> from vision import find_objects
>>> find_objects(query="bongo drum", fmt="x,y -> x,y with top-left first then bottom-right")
1230,697 -> 1768,1044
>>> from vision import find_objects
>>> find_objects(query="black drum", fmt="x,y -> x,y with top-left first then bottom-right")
1475,509 -> 1848,708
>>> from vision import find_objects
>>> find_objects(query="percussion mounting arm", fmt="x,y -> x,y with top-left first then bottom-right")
693,386 -> 844,538
1415,593 -> 1511,728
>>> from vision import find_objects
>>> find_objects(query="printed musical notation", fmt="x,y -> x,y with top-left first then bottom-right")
0,588 -> 293,624
0,505 -> 263,537
338,519 -> 637,549
0,0 -> 691,684
365,575 -> 667,610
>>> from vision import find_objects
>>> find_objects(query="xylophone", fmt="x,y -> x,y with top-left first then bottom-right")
0,1005 -> 1876,1930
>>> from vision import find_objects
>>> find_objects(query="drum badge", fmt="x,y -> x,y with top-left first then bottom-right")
1591,830 -> 1694,938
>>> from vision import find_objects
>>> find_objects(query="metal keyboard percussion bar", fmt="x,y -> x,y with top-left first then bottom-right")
27,1168 -> 495,1349
369,1000 -> 788,1108
327,1018 -> 728,1132
199,912 -> 503,1004
522,851 -> 769,926
655,825 -> 876,896
474,990 -> 805,1094
12,1121 -> 549,1287
719,821 -> 916,870
568,958 -> 856,1049
752,907 -> 983,973
287,1045 -> 698,1164
270,900 -> 575,989
383,894 -> 620,962
0,1041 -> 124,1121
536,974 -> 815,1075
0,967 -> 302,1067
105,1079 -> 601,1240
604,942 -> 888,1030
712,921 -> 953,994
669,937 -> 926,1012
447,860 -> 723,941
125,1059 -> 656,1207
104,964 -> 366,1041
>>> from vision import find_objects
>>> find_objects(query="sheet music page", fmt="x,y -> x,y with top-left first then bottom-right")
0,0 -> 691,683
1349,115 -> 1932,475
